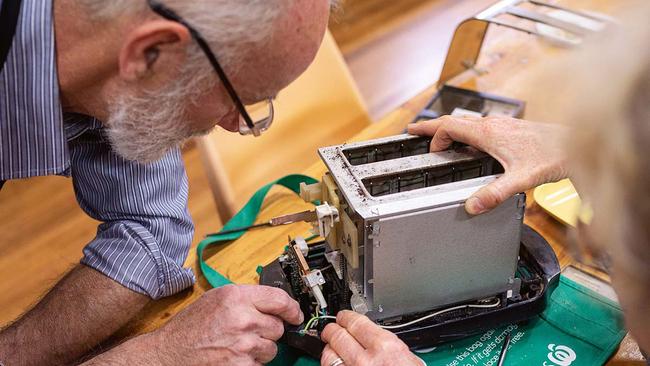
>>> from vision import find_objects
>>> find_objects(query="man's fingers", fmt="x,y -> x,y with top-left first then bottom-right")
408,116 -> 484,152
320,344 -> 343,366
465,173 -> 525,215
254,314 -> 285,341
321,323 -> 366,365
408,119 -> 454,151
407,119 -> 443,137
335,310 -> 396,350
251,286 -> 304,325
252,338 -> 279,364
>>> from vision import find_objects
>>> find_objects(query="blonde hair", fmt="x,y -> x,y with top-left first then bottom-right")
560,5 -> 650,283
529,3 -> 650,349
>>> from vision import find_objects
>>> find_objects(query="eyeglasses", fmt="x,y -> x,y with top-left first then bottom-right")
147,0 -> 274,137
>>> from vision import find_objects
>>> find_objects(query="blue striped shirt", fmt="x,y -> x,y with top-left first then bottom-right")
0,0 -> 195,299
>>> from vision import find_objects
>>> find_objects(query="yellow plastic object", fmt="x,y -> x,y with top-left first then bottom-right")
197,30 -> 371,222
533,179 -> 593,227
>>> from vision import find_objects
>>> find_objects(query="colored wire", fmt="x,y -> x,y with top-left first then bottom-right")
300,315 -> 337,334
300,299 -> 501,333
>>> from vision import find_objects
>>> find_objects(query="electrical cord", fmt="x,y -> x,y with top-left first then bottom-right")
379,298 -> 501,330
300,298 -> 501,333
301,315 -> 337,333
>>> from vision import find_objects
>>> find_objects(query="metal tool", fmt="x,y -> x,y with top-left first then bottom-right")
438,0 -> 613,86
497,333 -> 512,366
207,203 -> 339,238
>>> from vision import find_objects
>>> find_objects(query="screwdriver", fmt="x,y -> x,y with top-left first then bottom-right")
206,209 -> 319,237
497,333 -> 511,366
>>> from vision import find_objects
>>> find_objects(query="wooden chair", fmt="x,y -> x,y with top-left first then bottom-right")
197,30 -> 372,223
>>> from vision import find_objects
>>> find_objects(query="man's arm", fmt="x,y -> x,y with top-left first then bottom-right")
0,265 -> 149,365
1,130 -> 196,365
78,331 -> 163,366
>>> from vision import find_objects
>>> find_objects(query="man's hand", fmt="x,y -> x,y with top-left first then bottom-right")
155,284 -> 303,365
84,284 -> 303,366
408,116 -> 570,215
320,311 -> 422,366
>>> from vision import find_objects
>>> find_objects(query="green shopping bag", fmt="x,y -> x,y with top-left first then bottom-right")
267,276 -> 626,366
416,275 -> 626,366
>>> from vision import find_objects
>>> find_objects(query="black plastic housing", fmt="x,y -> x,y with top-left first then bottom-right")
259,225 -> 560,359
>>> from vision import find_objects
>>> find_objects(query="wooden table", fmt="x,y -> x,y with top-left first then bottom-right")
115,96 -> 645,365
114,2 -> 645,364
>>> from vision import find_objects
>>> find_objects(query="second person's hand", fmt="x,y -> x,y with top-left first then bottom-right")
408,116 -> 570,215
320,311 -> 423,366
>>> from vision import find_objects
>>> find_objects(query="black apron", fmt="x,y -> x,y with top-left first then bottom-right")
0,0 -> 24,191
0,0 -> 22,74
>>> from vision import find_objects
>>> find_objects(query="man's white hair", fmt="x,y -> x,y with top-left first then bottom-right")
81,0 -> 289,85
80,0 -> 336,163
80,0 -> 339,75
80,1 -> 291,162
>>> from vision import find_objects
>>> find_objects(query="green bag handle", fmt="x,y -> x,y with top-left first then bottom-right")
197,174 -> 319,288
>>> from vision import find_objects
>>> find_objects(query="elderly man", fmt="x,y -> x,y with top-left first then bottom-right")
0,0 -> 333,364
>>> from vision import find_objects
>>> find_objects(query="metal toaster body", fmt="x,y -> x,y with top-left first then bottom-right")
318,134 -> 524,321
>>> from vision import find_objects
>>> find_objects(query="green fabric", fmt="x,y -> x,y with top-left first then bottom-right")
415,276 -> 626,366
270,276 -> 626,366
199,175 -> 626,366
197,174 -> 318,288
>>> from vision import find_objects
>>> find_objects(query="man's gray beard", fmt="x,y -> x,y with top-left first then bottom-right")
105,92 -> 204,164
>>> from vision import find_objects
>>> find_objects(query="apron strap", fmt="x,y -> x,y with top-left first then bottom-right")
0,0 -> 24,74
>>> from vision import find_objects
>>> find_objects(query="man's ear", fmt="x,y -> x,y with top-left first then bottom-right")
118,20 -> 191,81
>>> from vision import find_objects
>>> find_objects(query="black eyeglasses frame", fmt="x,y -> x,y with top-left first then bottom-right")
146,0 -> 273,136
